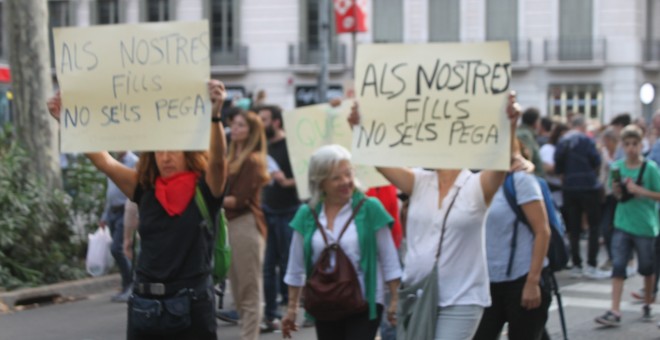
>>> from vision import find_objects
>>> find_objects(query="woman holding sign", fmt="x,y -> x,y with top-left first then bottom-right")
349,92 -> 526,340
48,80 -> 227,340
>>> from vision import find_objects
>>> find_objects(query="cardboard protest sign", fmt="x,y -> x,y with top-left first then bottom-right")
283,100 -> 388,200
352,42 -> 512,170
54,20 -> 211,152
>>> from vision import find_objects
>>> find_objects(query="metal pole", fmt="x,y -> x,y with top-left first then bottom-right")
318,0 -> 329,103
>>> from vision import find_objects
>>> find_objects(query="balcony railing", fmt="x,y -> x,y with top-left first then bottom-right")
289,43 -> 347,66
644,40 -> 660,62
211,45 -> 248,66
544,38 -> 607,62
510,39 -> 531,64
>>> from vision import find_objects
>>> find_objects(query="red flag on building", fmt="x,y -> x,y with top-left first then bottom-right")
333,0 -> 368,34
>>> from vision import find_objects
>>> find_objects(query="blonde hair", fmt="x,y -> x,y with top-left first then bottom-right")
227,111 -> 269,184
307,144 -> 360,207
620,124 -> 643,141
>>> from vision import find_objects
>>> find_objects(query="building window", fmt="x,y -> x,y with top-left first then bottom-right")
90,0 -> 124,25
295,0 -> 342,65
141,0 -> 174,22
558,0 -> 593,60
429,0 -> 460,42
206,0 -> 245,65
49,0 -> 74,27
49,0 -> 75,68
486,0 -> 520,61
646,0 -> 660,61
373,0 -> 403,43
548,84 -> 603,122
211,0 -> 234,53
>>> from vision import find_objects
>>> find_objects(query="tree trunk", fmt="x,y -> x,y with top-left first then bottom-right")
6,0 -> 61,189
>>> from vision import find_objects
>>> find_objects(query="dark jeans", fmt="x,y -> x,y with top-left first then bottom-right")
127,283 -> 217,340
262,205 -> 298,321
315,304 -> 383,340
600,194 -> 617,261
563,190 -> 602,268
474,273 -> 552,340
107,206 -> 133,290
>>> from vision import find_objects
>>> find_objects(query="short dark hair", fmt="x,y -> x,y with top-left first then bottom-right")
258,105 -> 284,128
540,117 -> 553,133
521,108 -> 541,127
610,113 -> 632,127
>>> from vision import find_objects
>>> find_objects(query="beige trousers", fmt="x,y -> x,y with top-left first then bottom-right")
228,212 -> 265,340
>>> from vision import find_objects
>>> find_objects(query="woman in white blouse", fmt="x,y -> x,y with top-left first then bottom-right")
281,145 -> 402,340
349,93 -> 523,340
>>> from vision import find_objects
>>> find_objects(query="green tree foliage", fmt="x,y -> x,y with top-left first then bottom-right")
0,124 -> 106,290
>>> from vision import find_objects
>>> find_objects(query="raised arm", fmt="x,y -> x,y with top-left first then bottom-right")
480,92 -> 522,205
47,92 -> 138,198
205,80 -> 228,198
520,199 -> 551,310
348,103 -> 414,195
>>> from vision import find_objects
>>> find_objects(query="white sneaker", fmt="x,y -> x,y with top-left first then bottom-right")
570,266 -> 583,278
584,266 -> 610,280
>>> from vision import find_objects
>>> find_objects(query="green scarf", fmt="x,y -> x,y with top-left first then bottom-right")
289,190 -> 393,320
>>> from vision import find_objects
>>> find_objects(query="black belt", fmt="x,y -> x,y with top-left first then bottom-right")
134,275 -> 211,297
110,205 -> 125,213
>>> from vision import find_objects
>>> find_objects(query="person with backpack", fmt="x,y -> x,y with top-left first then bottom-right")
473,140 -> 552,340
595,124 -> 660,327
47,80 -> 228,340
348,93 -> 526,340
281,145 -> 402,340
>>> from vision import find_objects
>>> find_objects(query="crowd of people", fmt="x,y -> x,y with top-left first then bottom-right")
48,79 -> 660,339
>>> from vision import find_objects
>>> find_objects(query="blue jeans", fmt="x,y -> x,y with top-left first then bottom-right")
107,206 -> 133,290
611,229 -> 656,278
262,205 -> 298,321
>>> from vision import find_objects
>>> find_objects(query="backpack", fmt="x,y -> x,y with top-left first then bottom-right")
194,187 -> 231,283
304,199 -> 367,321
502,173 -> 569,273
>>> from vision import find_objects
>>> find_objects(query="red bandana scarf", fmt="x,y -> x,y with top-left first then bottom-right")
155,171 -> 198,216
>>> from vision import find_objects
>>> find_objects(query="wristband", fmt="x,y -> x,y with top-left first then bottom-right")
211,116 -> 222,123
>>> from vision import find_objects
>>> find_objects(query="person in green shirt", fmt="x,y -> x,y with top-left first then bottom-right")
595,124 -> 660,327
517,108 -> 545,178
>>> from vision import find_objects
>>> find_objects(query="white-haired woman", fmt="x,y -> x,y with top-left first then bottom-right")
281,145 -> 402,340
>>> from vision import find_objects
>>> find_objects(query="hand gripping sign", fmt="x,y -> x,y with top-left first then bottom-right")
53,21 -> 211,152
351,42 -> 512,171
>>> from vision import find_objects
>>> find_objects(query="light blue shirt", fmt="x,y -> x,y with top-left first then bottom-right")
648,140 -> 660,166
101,151 -> 138,222
484,172 -> 547,282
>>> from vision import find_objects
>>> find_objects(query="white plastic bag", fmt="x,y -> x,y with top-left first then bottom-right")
86,227 -> 114,277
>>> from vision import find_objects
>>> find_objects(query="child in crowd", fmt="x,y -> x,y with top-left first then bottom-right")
595,125 -> 660,327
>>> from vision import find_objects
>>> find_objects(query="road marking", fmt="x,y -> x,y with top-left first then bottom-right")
549,296 -> 644,313
559,282 -> 612,295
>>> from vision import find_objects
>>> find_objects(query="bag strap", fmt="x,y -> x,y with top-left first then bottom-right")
503,173 -> 525,277
195,186 -> 212,232
435,185 -> 462,261
637,161 -> 648,185
310,198 -> 367,246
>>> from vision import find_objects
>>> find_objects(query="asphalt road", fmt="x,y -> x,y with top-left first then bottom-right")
3,244 -> 660,340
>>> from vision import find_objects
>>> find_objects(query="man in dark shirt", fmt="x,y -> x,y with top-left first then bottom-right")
258,105 -> 300,331
554,115 -> 606,279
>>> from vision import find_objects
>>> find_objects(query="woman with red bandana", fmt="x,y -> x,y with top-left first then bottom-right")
224,109 -> 270,340
47,80 -> 228,340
